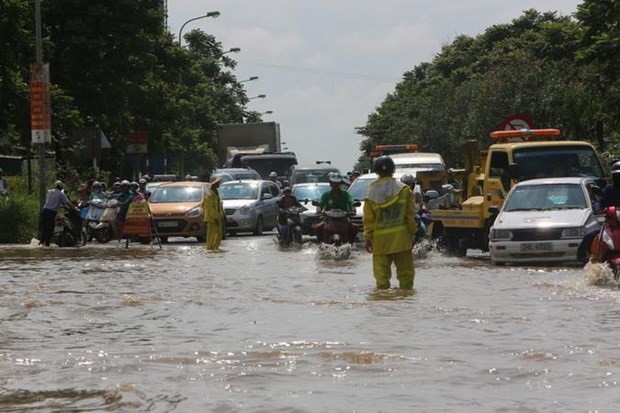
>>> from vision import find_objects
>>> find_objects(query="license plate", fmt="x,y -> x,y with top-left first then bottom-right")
157,221 -> 177,228
520,242 -> 553,252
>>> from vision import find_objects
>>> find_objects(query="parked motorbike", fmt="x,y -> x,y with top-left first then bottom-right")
93,199 -> 119,243
53,206 -> 87,247
589,206 -> 620,280
276,206 -> 306,247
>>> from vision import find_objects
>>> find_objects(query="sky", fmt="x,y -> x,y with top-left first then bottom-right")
167,0 -> 583,173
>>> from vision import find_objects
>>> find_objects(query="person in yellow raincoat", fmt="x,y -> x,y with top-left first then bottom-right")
363,156 -> 417,289
203,176 -> 224,251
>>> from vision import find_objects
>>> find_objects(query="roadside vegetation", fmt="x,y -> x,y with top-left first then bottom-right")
356,2 -> 620,170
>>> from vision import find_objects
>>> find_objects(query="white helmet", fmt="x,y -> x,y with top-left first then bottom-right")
269,171 -> 277,178
329,172 -> 342,183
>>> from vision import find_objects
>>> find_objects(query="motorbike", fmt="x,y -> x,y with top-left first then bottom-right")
311,200 -> 360,246
84,198 -> 108,242
93,199 -> 119,243
53,206 -> 87,247
589,206 -> 620,280
276,206 -> 306,247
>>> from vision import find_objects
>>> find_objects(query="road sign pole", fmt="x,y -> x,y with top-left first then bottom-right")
35,0 -> 46,209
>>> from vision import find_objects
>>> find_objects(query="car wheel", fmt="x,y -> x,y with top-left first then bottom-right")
253,216 -> 264,236
196,235 -> 206,243
490,256 -> 505,266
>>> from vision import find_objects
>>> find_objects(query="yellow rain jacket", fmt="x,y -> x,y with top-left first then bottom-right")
203,186 -> 223,224
363,177 -> 417,255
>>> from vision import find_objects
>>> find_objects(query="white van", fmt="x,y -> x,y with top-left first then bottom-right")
390,152 -> 446,173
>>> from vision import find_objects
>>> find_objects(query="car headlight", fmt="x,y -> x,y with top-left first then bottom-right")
240,205 -> 251,215
185,206 -> 202,218
561,226 -> 586,238
490,228 -> 512,240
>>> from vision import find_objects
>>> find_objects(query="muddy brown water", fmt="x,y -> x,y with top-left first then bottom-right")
1,234 -> 619,412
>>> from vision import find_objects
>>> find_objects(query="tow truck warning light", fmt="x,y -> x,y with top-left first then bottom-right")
490,128 -> 561,142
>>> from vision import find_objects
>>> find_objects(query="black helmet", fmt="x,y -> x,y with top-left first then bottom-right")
374,156 -> 395,174
612,161 -> 620,175
400,173 -> 415,186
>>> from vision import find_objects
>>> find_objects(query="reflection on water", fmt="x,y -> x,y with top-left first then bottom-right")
1,236 -> 620,411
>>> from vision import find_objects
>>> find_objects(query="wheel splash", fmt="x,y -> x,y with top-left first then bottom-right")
584,261 -> 619,288
318,242 -> 354,260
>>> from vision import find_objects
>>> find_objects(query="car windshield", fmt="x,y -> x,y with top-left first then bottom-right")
513,145 -> 605,181
394,162 -> 445,172
149,186 -> 202,203
292,185 -> 331,202
504,183 -> 587,211
292,169 -> 339,184
347,178 -> 374,200
214,171 -> 259,182
219,183 -> 259,200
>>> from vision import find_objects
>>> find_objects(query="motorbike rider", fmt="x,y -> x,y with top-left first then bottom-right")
113,180 -> 136,238
364,156 -> 417,290
400,173 -> 428,242
39,180 -> 77,247
317,173 -> 356,243
130,181 -> 145,202
138,178 -> 151,200
277,187 -> 303,242
89,181 -> 107,202
268,171 -> 282,189
577,161 -> 620,262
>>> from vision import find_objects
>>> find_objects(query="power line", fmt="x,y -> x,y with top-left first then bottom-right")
238,60 -> 399,83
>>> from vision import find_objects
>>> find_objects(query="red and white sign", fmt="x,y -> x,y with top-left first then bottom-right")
30,63 -> 51,143
127,130 -> 148,154
499,114 -> 534,131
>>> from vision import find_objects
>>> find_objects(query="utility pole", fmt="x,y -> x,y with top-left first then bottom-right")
31,0 -> 49,208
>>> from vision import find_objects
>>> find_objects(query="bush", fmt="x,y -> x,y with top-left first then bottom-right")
0,178 -> 40,243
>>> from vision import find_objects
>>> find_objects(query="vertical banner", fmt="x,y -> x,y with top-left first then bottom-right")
30,63 -> 51,143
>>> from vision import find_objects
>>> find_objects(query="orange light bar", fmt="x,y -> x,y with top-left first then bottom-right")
489,128 -> 561,139
373,144 -> 419,152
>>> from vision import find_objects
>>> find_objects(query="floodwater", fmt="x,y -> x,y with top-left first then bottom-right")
1,234 -> 620,412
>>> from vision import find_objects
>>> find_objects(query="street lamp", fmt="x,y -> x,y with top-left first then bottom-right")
178,11 -> 220,47
260,110 -> 273,115
222,47 -> 241,55
240,76 -> 259,83
248,94 -> 266,100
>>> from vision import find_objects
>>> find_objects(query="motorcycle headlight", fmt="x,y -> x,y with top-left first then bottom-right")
240,205 -> 251,215
490,228 -> 512,240
561,226 -> 586,238
185,206 -> 202,218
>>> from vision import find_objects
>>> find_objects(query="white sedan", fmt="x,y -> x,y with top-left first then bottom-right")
488,177 -> 602,265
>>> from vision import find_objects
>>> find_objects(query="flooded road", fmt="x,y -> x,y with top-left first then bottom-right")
1,233 -> 620,412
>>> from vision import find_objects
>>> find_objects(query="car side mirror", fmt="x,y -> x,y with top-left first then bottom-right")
488,206 -> 500,215
262,193 -> 273,200
352,200 -> 361,207
311,200 -> 320,207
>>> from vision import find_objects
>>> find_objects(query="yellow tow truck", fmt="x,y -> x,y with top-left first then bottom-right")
429,128 -> 608,256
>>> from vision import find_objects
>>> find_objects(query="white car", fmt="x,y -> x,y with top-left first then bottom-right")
220,180 -> 281,235
488,177 -> 602,265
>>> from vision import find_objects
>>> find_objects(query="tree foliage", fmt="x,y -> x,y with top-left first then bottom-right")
356,6 -> 620,170
0,0 -> 257,180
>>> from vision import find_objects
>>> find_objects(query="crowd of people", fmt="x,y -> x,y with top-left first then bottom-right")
39,176 -> 152,246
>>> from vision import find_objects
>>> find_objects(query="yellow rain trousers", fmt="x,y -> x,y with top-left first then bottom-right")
363,178 -> 417,289
203,186 -> 224,251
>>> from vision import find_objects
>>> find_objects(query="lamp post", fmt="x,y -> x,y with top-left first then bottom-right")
178,11 -> 220,47
260,110 -> 273,115
221,47 -> 241,55
248,94 -> 266,100
240,76 -> 259,83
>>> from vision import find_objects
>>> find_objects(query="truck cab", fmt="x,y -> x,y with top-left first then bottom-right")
430,128 -> 608,256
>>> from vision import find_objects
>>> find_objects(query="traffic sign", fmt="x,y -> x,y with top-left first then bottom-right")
499,114 -> 534,131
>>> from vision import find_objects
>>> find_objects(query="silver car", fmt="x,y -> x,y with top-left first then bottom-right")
488,177 -> 602,265
220,180 -> 281,235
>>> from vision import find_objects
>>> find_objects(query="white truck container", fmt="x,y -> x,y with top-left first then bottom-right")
216,122 -> 281,166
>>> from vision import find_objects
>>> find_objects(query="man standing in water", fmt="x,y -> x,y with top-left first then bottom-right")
363,156 -> 417,289
204,175 -> 224,252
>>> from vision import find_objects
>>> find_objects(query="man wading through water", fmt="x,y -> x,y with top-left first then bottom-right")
363,156 -> 417,289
